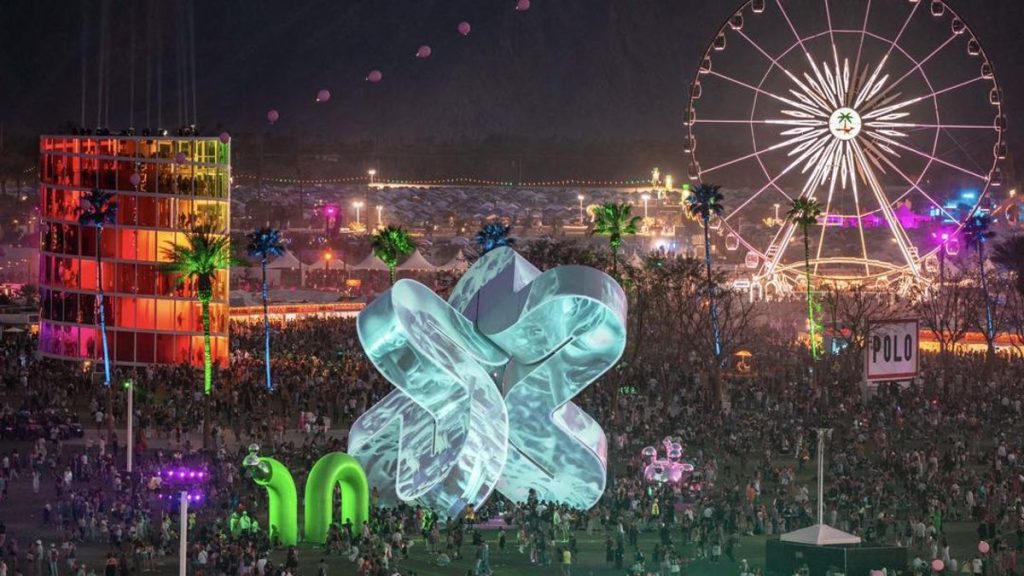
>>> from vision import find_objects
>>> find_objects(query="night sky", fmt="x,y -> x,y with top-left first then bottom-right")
1,0 -> 1021,174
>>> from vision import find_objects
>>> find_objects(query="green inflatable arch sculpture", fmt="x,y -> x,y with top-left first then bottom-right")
304,452 -> 370,543
245,455 -> 298,546
243,446 -> 369,546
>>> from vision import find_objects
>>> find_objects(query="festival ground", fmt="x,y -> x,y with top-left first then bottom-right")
0,428 -> 989,576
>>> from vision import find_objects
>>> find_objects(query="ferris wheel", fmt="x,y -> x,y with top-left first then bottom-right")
685,0 -> 1005,295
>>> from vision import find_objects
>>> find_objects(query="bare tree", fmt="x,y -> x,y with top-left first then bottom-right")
914,270 -> 981,358
819,283 -> 898,380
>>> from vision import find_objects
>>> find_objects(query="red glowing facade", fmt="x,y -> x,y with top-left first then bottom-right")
38,136 -> 231,368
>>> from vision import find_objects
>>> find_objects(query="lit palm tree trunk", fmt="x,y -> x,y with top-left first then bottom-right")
96,228 -> 112,386
611,239 -> 619,277
979,243 -> 994,357
803,224 -> 819,359
261,257 -> 272,391
389,266 -> 396,286
702,215 -> 722,359
198,275 -> 214,395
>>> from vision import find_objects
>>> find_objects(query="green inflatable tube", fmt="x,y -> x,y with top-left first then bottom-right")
250,456 -> 298,546
304,452 -> 370,543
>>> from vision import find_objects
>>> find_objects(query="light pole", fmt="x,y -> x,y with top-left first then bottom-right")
376,205 -> 383,229
665,174 -> 673,194
641,193 -> 651,221
577,195 -> 585,224
773,203 -> 781,226
367,169 -> 377,186
815,427 -> 832,526
124,378 -> 133,473
651,167 -> 660,188
353,201 -> 364,226
159,467 -> 206,576
939,233 -> 948,285
324,251 -> 332,274
179,491 -> 188,576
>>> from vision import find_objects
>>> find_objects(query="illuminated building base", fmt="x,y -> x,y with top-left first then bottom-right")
349,247 -> 626,516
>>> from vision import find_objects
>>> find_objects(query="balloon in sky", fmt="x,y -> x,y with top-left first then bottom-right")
267,109 -> 280,124
516,0 -> 530,11
218,132 -> 231,144
129,173 -> 141,187
367,70 -> 383,83
174,152 -> 187,165
316,89 -> 331,103
416,45 -> 432,58
458,21 -> 471,36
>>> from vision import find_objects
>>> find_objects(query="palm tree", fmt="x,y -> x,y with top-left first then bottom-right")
78,188 -> 117,387
160,226 -> 238,395
590,202 -> 641,276
474,222 -> 515,255
371,226 -> 415,285
787,197 -> 823,359
685,184 -> 724,360
246,227 -> 285,391
991,235 -> 1024,297
963,213 -> 996,356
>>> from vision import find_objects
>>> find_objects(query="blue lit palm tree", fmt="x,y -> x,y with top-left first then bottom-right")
964,212 -> 996,356
685,184 -> 724,360
474,223 -> 515,255
78,188 -> 117,387
246,227 -> 285,391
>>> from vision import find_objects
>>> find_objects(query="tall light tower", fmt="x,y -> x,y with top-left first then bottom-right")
577,194 -> 586,224
376,205 -> 383,229
367,169 -> 377,186
353,201 -> 364,226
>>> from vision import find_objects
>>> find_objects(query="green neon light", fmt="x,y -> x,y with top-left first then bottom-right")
304,453 -> 370,543
244,447 -> 370,545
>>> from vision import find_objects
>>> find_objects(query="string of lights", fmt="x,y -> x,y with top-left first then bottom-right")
232,174 -> 653,188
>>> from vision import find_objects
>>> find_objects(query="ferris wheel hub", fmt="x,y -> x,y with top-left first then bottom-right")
828,107 -> 862,141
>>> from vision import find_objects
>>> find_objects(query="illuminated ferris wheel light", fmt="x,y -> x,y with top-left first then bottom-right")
686,0 -> 1004,291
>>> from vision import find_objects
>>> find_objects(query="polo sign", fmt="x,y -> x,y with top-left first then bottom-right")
865,320 -> 919,382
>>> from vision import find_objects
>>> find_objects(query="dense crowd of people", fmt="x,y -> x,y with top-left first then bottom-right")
0,314 -> 1021,575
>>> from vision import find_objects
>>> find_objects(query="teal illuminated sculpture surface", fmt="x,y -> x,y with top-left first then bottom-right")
349,247 -> 626,516
243,445 -> 369,545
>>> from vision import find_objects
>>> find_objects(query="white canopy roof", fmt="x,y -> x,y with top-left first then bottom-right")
351,253 -> 391,271
307,256 -> 346,270
266,250 -> 303,270
438,250 -> 469,271
780,524 -> 862,546
397,249 -> 436,271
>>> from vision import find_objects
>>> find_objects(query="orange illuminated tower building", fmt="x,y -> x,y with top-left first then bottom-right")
38,135 -> 231,368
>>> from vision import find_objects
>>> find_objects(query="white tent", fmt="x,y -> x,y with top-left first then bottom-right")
267,250 -> 303,270
307,256 -> 346,271
397,249 -> 436,271
779,524 -> 861,546
351,254 -> 391,271
438,250 -> 469,272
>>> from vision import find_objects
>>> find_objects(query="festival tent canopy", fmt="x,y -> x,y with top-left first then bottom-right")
779,524 -> 862,546
397,249 -> 437,271
438,250 -> 469,272
351,254 -> 391,271
266,250 -> 303,270
307,255 -> 347,270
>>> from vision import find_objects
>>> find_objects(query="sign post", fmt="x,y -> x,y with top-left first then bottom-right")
865,320 -> 919,382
